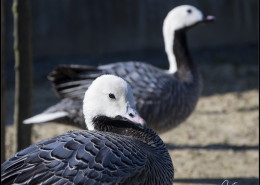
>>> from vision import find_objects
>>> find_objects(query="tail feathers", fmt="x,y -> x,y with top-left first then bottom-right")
47,64 -> 103,99
48,64 -> 100,83
23,112 -> 68,124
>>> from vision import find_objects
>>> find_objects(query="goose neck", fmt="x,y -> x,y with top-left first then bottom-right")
164,26 -> 196,80
92,116 -> 164,148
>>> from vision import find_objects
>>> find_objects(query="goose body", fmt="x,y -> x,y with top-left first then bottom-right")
2,75 -> 174,185
24,5 -> 214,133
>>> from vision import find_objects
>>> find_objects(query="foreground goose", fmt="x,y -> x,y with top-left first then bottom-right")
2,75 -> 174,185
24,5 -> 214,133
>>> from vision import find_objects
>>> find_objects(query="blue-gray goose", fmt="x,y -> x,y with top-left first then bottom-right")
2,75 -> 174,185
24,5 -> 214,133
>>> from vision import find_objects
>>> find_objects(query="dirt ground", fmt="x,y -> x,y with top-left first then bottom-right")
4,60 -> 259,185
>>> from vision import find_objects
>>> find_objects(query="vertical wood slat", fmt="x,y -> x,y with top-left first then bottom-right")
12,0 -> 33,151
1,0 -> 6,162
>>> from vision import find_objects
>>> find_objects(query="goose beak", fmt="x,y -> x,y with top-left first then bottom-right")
125,106 -> 146,128
203,15 -> 215,23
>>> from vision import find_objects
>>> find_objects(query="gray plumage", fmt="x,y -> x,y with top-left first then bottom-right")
3,75 -> 173,184
2,117 -> 173,185
46,61 -> 200,133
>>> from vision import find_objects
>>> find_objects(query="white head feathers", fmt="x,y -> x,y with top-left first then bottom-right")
83,75 -> 145,130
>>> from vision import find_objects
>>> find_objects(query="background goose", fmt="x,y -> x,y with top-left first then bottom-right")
24,5 -> 214,133
2,75 -> 174,185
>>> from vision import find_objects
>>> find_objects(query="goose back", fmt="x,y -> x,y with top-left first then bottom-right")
47,61 -> 201,133
2,126 -> 173,185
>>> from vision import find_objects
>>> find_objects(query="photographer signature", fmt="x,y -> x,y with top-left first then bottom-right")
222,180 -> 238,185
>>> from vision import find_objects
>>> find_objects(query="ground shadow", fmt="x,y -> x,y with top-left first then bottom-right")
166,143 -> 259,151
174,177 -> 259,185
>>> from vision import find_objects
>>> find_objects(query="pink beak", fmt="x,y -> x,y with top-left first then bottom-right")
125,106 -> 146,127
204,15 -> 215,22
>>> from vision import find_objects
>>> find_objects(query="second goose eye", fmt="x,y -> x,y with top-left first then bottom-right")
109,93 -> 116,99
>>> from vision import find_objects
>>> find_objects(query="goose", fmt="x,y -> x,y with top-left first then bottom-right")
2,75 -> 174,185
24,5 -> 214,133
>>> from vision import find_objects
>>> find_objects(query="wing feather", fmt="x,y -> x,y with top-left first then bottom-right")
1,130 -> 148,185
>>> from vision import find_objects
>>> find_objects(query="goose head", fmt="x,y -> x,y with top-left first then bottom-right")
83,75 -> 146,130
163,5 -> 214,33
163,5 -> 215,73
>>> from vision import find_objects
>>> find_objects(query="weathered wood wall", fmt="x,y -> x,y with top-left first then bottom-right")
5,0 -> 259,61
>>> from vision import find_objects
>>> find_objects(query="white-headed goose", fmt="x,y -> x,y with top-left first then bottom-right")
2,75 -> 174,185
24,5 -> 214,133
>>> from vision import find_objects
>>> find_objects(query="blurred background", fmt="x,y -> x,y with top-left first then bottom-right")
2,0 -> 259,185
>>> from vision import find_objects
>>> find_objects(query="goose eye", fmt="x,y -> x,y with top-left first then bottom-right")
109,93 -> 116,99
187,9 -> 192,14
129,113 -> 134,118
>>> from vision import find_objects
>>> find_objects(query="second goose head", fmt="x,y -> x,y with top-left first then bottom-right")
163,5 -> 215,74
163,5 -> 214,33
83,74 -> 146,130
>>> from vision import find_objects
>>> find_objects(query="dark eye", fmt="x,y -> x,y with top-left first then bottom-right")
187,9 -> 192,14
129,113 -> 134,118
109,93 -> 116,99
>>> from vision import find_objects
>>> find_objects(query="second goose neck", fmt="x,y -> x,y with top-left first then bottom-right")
165,28 -> 197,82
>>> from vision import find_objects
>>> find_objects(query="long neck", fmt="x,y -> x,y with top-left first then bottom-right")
164,27 -> 197,82
92,116 -> 164,147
